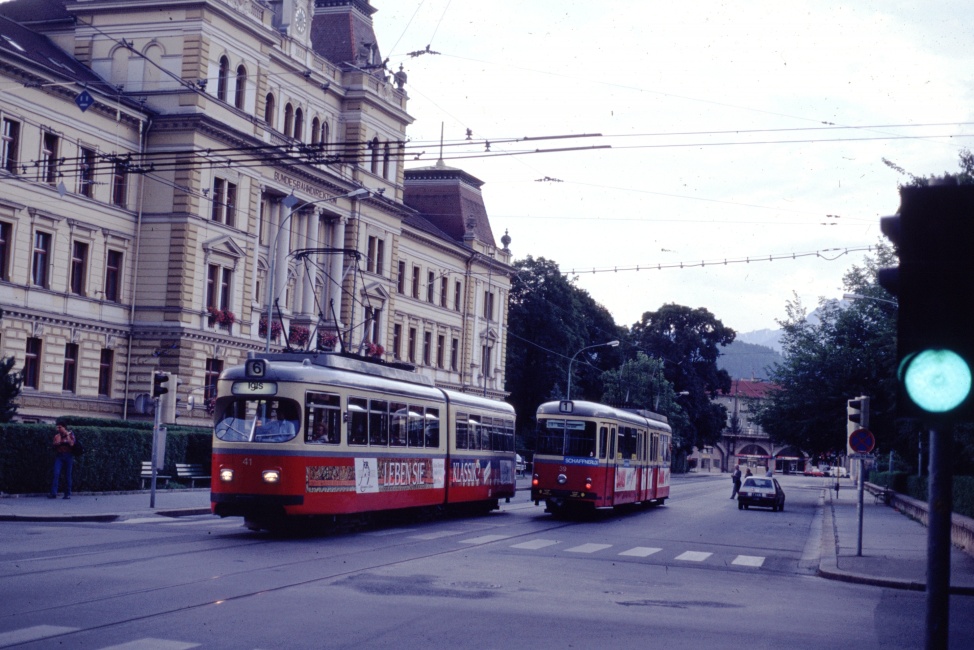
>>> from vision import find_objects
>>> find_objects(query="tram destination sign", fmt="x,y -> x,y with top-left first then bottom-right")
231,380 -> 278,396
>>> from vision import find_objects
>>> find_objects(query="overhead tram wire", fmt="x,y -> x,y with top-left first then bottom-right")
565,245 -> 876,276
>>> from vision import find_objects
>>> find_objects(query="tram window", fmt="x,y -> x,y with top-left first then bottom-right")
219,398 -> 300,443
562,420 -> 595,457
609,428 -> 616,460
480,416 -> 493,450
426,408 -> 440,447
468,415 -> 482,450
638,431 -> 645,461
618,427 -> 637,460
369,400 -> 389,446
306,392 -> 341,444
390,402 -> 408,446
662,434 -> 672,464
651,433 -> 660,463
407,405 -> 424,447
456,412 -> 469,449
500,418 -> 514,451
348,397 -> 368,445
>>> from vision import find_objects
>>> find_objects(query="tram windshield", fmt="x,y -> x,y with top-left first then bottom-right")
214,397 -> 301,443
536,418 -> 596,457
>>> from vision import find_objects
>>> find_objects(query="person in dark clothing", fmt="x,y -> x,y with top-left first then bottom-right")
49,424 -> 75,499
730,464 -> 742,499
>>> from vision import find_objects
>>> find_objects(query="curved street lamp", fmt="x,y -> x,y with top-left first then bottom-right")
566,339 -> 619,400
265,187 -> 370,352
843,292 -> 897,306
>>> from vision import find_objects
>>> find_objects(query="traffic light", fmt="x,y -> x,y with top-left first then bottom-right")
160,375 -> 180,424
879,184 -> 974,418
846,396 -> 870,456
152,372 -> 170,398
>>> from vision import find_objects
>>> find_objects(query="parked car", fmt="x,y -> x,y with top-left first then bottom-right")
515,454 -> 526,475
738,476 -> 786,511
804,466 -> 824,477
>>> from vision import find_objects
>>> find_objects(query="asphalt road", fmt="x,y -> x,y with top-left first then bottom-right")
1,473 -> 971,649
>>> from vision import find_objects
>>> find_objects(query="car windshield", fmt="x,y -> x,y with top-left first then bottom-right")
744,478 -> 774,489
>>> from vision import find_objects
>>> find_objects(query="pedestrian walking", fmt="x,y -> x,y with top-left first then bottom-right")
730,463 -> 742,499
49,424 -> 75,499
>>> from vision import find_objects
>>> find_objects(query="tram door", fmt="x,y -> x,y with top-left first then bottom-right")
600,423 -> 616,504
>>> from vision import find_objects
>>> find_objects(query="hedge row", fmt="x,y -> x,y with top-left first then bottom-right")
0,419 -> 212,494
869,470 -> 974,519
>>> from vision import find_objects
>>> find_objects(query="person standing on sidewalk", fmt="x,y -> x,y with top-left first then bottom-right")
730,464 -> 742,499
49,424 -> 75,499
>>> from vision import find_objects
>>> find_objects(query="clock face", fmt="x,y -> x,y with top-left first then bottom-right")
294,6 -> 308,34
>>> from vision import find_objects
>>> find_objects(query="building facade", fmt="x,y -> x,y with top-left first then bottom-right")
0,0 -> 512,424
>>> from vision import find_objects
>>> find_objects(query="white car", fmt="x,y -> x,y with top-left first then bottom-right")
515,454 -> 526,475
738,476 -> 786,511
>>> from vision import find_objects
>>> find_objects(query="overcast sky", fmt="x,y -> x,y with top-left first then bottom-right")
369,1 -> 974,335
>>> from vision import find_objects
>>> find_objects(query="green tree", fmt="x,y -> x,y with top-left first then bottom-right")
0,356 -> 23,423
600,352 -> 690,435
753,245 -> 899,459
505,256 -> 623,449
629,304 -> 735,453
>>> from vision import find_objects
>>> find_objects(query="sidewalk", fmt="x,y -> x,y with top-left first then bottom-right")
0,489 -> 212,523
818,482 -> 974,595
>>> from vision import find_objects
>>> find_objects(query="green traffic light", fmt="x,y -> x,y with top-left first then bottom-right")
902,349 -> 973,413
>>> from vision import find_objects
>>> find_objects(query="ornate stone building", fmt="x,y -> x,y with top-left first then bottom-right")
0,0 -> 512,424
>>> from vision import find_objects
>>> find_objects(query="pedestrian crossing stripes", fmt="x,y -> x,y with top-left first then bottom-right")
0,627 -> 201,650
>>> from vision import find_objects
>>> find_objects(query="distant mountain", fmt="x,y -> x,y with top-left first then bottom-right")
736,328 -> 783,352
718,339 -> 783,381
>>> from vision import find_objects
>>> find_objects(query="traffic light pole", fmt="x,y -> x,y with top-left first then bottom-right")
150,396 -> 160,508
926,425 -> 953,650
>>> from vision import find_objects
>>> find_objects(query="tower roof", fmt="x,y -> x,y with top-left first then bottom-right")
403,162 -> 496,248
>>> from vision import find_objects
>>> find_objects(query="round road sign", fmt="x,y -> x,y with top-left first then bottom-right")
849,428 -> 875,454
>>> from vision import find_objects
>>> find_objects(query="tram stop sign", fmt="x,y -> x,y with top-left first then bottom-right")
848,428 -> 876,454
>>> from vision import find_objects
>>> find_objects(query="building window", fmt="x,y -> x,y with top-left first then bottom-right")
451,337 -> 459,371
217,55 -> 229,102
264,92 -> 276,127
79,147 -> 96,197
392,323 -> 402,360
482,344 -> 493,375
427,271 -> 435,303
440,276 -> 448,308
411,265 -> 420,299
436,334 -> 445,369
112,161 -> 127,207
382,142 -> 391,179
31,230 -> 51,288
364,306 -> 381,343
284,103 -> 294,138
370,137 -> 379,173
235,65 -> 247,109
1,117 -> 19,173
311,117 -> 321,145
105,250 -> 123,302
293,108 -> 304,141
407,327 -> 416,363
70,241 -> 88,296
207,264 -> 233,311
62,343 -> 78,392
397,260 -> 405,294
41,132 -> 58,185
0,221 -> 10,281
205,358 -> 223,401
211,178 -> 237,226
367,236 -> 384,274
98,348 -> 113,396
423,331 -> 432,366
454,280 -> 463,312
24,337 -> 41,389
483,290 -> 495,321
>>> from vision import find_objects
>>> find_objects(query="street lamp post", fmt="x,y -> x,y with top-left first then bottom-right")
566,339 -> 619,400
265,187 -> 370,352
843,292 -> 897,306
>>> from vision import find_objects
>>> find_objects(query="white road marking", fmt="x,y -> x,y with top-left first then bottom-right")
510,539 -> 560,550
618,546 -> 663,557
408,530 -> 465,540
565,543 -> 612,554
0,626 -> 77,647
459,534 -> 511,544
732,555 -> 766,567
674,551 -> 712,562
99,639 -> 200,649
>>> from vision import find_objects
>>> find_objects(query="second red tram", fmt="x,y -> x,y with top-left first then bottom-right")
211,352 -> 516,530
530,400 -> 672,515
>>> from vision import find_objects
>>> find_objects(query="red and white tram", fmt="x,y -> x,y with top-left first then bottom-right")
211,352 -> 516,530
530,400 -> 672,515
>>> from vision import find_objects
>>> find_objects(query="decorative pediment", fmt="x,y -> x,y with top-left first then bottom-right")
360,281 -> 390,303
480,326 -> 499,342
202,235 -> 246,259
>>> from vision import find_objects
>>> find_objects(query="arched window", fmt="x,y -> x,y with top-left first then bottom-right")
217,56 -> 229,102
264,93 -> 276,127
293,108 -> 304,141
142,43 -> 163,92
322,121 -> 330,145
310,117 -> 321,145
234,64 -> 247,109
284,103 -> 294,138
370,137 -> 379,173
382,142 -> 391,179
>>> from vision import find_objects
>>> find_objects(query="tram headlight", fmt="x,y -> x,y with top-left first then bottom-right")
219,468 -> 234,483
262,469 -> 281,484
585,478 -> 593,491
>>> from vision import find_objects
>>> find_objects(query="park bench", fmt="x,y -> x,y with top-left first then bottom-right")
140,461 -> 170,489
175,463 -> 211,488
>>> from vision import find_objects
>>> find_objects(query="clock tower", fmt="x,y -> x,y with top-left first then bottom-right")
272,0 -> 311,41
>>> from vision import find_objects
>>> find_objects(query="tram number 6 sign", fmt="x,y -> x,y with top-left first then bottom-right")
848,428 -> 876,454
